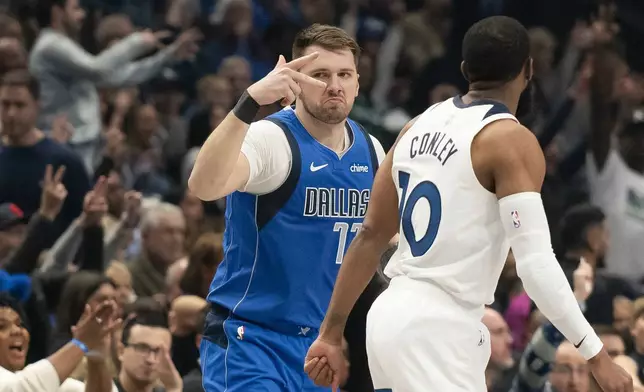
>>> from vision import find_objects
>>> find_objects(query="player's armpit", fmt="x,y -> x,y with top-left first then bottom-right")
474,120 -> 546,199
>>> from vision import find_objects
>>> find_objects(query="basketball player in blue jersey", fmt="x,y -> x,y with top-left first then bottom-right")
304,16 -> 633,392
189,24 -> 385,392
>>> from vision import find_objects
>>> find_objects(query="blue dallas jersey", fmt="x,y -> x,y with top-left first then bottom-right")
207,108 -> 379,332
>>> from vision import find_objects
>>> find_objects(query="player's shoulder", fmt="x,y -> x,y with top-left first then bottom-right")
248,118 -> 285,135
474,120 -> 542,167
243,119 -> 292,162
391,114 -> 423,148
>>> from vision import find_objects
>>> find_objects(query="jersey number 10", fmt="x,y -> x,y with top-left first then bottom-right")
398,171 -> 442,257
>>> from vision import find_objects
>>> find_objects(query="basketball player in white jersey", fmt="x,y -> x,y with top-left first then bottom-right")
303,16 -> 633,392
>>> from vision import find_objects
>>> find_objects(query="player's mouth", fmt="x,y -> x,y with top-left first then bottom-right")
324,97 -> 345,104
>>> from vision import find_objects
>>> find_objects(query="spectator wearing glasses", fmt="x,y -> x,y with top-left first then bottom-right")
116,311 -> 182,392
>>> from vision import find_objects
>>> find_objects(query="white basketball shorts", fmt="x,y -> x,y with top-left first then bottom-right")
366,276 -> 491,392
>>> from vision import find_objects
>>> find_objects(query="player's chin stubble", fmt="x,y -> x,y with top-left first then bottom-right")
300,95 -> 349,125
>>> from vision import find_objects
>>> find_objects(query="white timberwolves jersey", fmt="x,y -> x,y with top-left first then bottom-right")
384,96 -> 518,307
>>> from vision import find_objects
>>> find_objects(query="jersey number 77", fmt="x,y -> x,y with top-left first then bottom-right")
398,171 -> 442,257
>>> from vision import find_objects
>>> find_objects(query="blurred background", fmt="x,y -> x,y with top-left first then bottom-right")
0,0 -> 643,391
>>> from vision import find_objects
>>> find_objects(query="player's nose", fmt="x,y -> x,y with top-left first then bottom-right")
326,75 -> 343,93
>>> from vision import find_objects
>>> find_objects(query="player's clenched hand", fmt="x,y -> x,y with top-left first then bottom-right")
590,351 -> 633,392
246,52 -> 327,106
305,338 -> 348,391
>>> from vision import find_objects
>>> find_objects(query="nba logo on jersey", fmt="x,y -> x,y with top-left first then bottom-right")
237,325 -> 245,340
511,210 -> 521,228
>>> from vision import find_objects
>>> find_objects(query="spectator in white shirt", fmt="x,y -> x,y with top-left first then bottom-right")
29,0 -> 200,172
0,292 -> 120,392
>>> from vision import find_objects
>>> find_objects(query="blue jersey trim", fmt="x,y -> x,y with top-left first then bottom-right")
352,121 -> 379,176
256,117 -> 301,230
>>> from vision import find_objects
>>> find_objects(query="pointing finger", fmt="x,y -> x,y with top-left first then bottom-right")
288,70 -> 327,89
284,52 -> 319,70
93,176 -> 107,196
274,54 -> 287,69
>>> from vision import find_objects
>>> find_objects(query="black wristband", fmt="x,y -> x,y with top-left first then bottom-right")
233,90 -> 260,124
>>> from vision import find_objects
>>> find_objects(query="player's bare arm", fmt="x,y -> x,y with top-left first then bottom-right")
472,119 -> 544,197
475,120 -> 633,391
304,117 -> 417,388
188,52 -> 326,201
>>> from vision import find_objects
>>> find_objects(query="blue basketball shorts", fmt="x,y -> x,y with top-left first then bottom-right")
200,307 -> 331,392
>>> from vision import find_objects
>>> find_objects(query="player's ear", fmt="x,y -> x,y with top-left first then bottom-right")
460,61 -> 469,82
526,58 -> 534,83
355,73 -> 360,97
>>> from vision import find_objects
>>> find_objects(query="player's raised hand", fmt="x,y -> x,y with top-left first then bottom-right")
247,52 -> 327,106
305,338 -> 348,391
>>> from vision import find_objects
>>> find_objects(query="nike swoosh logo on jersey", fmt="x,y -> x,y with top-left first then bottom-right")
574,335 -> 586,348
310,163 -> 328,172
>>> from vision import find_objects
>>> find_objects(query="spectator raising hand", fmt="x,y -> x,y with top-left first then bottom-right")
139,30 -> 173,49
156,344 -> 183,392
170,28 -> 202,61
82,176 -> 108,227
71,300 -> 122,354
39,165 -> 68,221
123,191 -> 142,229
50,115 -> 74,145
591,3 -> 620,45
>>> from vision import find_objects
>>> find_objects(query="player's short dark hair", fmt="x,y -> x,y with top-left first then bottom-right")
0,69 -> 40,100
121,309 -> 168,345
559,204 -> 605,252
292,24 -> 361,61
461,16 -> 530,84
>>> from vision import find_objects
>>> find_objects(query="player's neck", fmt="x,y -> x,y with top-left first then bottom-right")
463,88 -> 519,115
294,106 -> 347,153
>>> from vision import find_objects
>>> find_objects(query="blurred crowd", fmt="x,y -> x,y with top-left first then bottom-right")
0,0 -> 643,391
